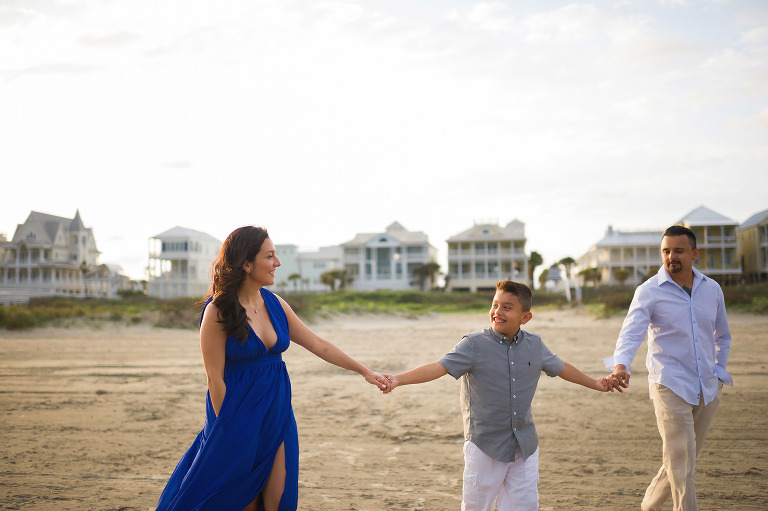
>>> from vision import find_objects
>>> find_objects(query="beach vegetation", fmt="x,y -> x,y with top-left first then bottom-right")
527,251 -> 543,287
1,283 -> 765,331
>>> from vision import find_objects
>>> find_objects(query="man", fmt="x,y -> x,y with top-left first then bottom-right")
606,225 -> 733,511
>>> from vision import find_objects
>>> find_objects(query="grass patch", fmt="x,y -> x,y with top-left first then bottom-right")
2,283 -> 765,331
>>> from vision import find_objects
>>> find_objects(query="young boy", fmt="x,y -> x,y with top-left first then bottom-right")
381,280 -> 614,511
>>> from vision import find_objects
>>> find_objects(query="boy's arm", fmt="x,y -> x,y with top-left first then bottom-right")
558,362 -> 615,393
381,362 -> 448,394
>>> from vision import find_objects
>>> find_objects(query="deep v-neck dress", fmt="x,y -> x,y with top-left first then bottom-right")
157,288 -> 299,510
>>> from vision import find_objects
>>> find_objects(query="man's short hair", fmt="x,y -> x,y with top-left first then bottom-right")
496,280 -> 533,312
663,225 -> 697,249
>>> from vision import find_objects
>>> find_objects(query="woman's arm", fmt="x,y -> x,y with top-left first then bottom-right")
200,303 -> 229,416
278,295 -> 388,390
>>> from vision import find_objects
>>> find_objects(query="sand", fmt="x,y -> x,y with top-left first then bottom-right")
1,307 -> 766,510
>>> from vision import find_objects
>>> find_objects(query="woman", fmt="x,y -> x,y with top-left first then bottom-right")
157,226 -> 388,511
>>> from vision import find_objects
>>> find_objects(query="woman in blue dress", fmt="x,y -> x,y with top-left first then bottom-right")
157,226 -> 389,511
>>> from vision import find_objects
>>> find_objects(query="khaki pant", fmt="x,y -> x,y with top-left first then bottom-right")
642,383 -> 722,511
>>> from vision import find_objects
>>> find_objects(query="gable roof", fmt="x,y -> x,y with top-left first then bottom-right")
447,220 -> 526,242
678,205 -> 738,227
594,226 -> 662,247
740,209 -> 768,229
341,222 -> 431,246
151,226 -> 222,243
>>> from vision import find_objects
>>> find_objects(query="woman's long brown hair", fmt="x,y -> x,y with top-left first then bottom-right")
202,226 -> 269,343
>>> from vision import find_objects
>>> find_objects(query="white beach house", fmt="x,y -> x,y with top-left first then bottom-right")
446,220 -> 529,292
147,227 -> 221,299
341,222 -> 437,291
0,210 -> 102,304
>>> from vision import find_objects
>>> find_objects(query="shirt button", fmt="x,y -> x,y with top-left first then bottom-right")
513,427 -> 517,431
513,412 -> 517,415
513,378 -> 516,382
513,395 -> 516,398
511,362 -> 514,365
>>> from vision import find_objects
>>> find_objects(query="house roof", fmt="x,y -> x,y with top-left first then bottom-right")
740,209 -> 768,229
595,226 -> 662,247
341,222 -> 431,246
447,219 -> 526,242
14,210 -> 94,245
151,226 -> 222,243
677,205 -> 738,227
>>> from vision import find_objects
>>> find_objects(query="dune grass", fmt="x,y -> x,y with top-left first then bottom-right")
1,283 -> 765,331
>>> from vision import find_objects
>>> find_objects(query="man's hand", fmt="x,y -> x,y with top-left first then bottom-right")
609,364 -> 630,389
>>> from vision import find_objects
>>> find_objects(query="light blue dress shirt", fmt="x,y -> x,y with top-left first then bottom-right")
604,266 -> 733,406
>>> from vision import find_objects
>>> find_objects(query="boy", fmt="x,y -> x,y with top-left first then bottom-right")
381,280 -> 614,511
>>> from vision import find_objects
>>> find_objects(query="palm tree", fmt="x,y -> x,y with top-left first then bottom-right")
411,261 -> 441,291
578,267 -> 602,287
287,273 -> 301,292
538,268 -> 550,289
557,257 -> 576,279
320,271 -> 337,291
527,251 -> 543,288
614,268 -> 630,285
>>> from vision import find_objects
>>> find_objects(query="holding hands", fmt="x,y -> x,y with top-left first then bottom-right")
605,364 -> 630,393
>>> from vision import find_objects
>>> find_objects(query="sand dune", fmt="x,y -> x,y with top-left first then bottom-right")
1,308 -> 766,510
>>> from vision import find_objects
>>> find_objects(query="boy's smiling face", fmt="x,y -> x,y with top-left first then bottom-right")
489,290 -> 533,338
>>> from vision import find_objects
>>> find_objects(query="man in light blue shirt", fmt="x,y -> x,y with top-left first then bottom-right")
606,225 -> 733,511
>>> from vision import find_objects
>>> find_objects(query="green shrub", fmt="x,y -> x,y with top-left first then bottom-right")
750,296 -> 768,314
4,308 -> 36,330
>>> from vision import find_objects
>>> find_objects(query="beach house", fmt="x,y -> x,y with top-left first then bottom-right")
0,210 -> 101,304
445,220 -> 529,292
738,208 -> 768,283
340,222 -> 437,291
676,206 -> 741,283
297,246 -> 344,292
147,227 -> 221,299
576,226 -> 662,287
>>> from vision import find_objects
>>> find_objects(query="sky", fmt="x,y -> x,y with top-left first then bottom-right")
1,0 -> 767,281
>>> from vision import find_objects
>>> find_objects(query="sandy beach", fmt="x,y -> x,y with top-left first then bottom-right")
1,307 -> 766,510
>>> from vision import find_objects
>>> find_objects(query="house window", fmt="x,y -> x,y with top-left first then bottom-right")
26,232 -> 36,241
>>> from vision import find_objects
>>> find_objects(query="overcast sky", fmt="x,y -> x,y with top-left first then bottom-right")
2,0 -> 767,280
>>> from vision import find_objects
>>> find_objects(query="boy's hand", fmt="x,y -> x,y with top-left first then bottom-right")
367,371 -> 391,392
597,376 -> 624,393
377,374 -> 399,394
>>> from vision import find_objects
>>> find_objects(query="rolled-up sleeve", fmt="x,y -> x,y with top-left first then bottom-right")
713,287 -> 733,386
603,285 -> 652,373
438,336 -> 475,379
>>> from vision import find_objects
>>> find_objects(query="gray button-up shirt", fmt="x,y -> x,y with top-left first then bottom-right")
438,328 -> 563,462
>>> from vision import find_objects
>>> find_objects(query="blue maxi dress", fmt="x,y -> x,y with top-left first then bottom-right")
157,288 -> 299,510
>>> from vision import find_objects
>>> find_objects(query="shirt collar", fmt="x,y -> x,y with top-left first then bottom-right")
489,327 -> 521,344
656,265 -> 707,289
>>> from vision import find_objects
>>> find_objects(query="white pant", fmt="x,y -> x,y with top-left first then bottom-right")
461,441 -> 539,511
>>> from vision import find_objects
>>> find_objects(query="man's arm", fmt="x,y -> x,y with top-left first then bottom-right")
605,285 -> 654,388
713,287 -> 733,385
381,362 -> 448,394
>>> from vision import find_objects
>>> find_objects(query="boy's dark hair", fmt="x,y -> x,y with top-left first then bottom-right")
663,225 -> 697,249
496,280 -> 533,312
